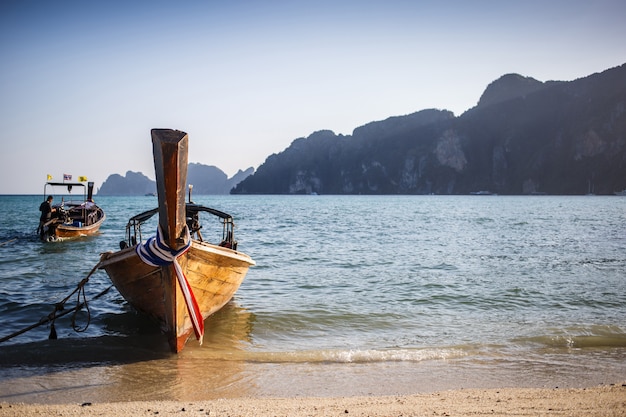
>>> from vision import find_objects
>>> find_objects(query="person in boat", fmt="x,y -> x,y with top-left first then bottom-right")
38,195 -> 56,238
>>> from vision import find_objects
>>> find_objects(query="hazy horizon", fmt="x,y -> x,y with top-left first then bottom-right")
2,0 -> 625,194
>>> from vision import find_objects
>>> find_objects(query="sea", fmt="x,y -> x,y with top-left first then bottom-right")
0,194 -> 624,404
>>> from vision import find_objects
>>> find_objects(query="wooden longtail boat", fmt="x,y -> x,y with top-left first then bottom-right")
99,129 -> 255,353
38,181 -> 106,241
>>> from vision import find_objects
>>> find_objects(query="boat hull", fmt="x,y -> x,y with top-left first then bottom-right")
99,239 -> 255,352
54,210 -> 106,238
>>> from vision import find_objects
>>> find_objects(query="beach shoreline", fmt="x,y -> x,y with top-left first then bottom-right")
1,384 -> 624,417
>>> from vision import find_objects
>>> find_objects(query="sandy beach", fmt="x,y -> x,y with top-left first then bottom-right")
1,384 -> 624,417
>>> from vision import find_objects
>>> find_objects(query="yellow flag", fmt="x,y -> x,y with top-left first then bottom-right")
78,176 -> 88,182
47,174 -> 53,181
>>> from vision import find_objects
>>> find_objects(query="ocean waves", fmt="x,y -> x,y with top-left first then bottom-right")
0,195 -> 625,375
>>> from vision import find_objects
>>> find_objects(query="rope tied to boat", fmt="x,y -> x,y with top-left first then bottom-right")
136,225 -> 204,344
48,262 -> 102,338
0,261 -> 112,344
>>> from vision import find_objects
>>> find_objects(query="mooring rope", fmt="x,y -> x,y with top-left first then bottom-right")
0,261 -> 112,344
0,238 -> 17,247
136,225 -> 204,344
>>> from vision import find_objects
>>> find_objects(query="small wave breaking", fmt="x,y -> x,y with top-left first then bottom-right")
198,347 -> 470,364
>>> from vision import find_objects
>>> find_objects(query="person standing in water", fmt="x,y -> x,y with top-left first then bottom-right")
38,195 -> 56,239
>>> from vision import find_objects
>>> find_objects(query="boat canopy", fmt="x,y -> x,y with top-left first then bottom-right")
45,182 -> 86,188
44,181 -> 95,201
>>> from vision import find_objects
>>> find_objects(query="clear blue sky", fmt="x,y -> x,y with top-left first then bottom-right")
1,0 -> 625,194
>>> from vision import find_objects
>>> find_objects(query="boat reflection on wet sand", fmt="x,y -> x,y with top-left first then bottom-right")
0,302 -> 257,403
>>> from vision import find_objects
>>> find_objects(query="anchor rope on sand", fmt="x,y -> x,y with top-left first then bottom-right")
0,261 -> 112,344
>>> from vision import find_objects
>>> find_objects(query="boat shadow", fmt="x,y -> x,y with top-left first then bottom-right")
0,301 -> 258,402
0,333 -> 171,368
0,300 -> 255,368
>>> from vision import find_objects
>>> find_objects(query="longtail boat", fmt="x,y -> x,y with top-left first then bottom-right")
38,181 -> 106,241
99,129 -> 255,352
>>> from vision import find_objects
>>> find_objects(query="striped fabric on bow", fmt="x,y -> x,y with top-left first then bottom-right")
136,225 -> 204,344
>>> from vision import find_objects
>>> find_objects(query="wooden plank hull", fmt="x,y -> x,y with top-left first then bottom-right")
99,239 -> 255,352
54,209 -> 106,238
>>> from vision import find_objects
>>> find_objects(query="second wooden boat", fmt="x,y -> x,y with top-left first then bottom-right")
38,181 -> 106,241
99,129 -> 255,352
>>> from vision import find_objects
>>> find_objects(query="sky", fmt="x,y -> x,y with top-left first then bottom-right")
1,0 -> 625,194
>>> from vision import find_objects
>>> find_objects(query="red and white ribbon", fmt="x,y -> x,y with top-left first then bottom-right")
136,225 -> 204,344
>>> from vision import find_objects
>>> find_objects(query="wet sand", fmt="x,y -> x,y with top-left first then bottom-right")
1,384 -> 625,416
2,338 -> 625,415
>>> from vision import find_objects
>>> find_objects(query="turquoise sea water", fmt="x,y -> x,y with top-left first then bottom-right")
0,194 -> 625,402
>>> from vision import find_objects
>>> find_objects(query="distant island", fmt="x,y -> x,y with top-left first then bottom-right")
97,164 -> 254,195
232,63 -> 626,195
98,63 -> 626,196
